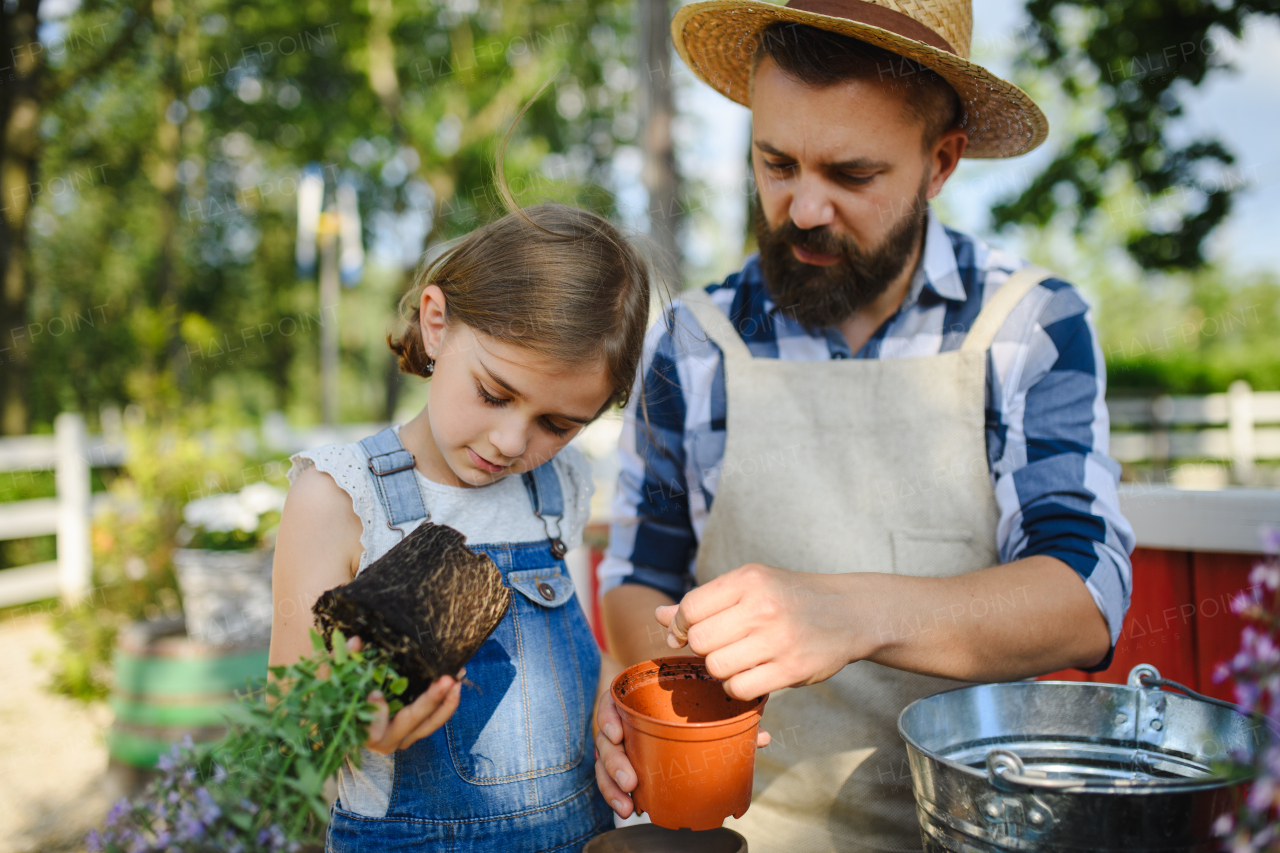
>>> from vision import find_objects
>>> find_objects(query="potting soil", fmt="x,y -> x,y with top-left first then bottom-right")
312,521 -> 510,705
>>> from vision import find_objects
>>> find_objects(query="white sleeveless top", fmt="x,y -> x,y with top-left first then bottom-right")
285,424 -> 596,817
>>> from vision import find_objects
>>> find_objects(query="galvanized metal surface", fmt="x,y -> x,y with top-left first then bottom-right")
898,665 -> 1266,852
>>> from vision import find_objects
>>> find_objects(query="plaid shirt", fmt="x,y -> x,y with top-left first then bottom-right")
600,208 -> 1135,670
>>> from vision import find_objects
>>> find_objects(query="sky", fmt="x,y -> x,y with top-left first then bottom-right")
665,0 -> 1280,281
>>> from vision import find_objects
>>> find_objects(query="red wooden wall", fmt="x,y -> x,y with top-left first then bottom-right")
1039,547 -> 1262,703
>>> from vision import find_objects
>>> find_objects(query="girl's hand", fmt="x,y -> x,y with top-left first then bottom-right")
344,635 -> 464,754
594,689 -> 772,818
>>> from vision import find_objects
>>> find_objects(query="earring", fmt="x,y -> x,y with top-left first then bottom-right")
424,351 -> 435,376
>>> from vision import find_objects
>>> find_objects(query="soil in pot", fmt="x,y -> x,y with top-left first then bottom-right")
612,657 -> 768,832
312,522 -> 510,704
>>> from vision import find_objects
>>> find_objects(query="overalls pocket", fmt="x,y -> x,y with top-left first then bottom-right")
444,565 -> 594,784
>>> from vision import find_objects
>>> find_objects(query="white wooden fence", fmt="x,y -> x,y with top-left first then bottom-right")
0,412 -> 394,610
1109,381 -> 1280,484
0,413 -> 109,607
2,387 -> 1279,609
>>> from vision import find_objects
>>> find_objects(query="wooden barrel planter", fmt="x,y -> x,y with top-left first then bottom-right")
107,619 -> 269,768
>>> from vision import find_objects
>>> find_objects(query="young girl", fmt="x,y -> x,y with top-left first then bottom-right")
269,202 -> 651,852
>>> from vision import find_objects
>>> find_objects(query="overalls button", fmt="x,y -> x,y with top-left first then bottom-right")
537,582 -> 556,601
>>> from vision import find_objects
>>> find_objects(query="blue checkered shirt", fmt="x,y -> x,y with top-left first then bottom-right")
600,208 -> 1135,670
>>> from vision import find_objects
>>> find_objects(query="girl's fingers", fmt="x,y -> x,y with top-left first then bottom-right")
400,680 -> 462,749
757,729 -> 771,748
596,693 -> 623,744
347,635 -> 362,652
594,751 -> 633,818
594,729 -> 636,793
382,676 -> 455,746
365,691 -> 389,749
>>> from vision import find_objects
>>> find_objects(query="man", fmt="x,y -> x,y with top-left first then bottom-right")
593,1 -> 1135,851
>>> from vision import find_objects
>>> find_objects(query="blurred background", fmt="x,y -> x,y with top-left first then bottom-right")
1,0 -> 1278,849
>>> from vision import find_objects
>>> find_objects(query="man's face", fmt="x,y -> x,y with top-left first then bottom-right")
749,56 -> 943,327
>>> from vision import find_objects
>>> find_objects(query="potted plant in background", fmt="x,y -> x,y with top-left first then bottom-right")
174,482 -> 285,647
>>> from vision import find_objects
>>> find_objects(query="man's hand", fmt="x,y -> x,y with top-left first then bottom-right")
654,556 -> 1111,692
594,688 -> 771,819
655,563 -> 858,701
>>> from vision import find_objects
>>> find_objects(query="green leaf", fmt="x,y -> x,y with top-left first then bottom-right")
310,628 -> 324,651
294,756 -> 321,794
309,794 -> 330,823
388,676 -> 408,696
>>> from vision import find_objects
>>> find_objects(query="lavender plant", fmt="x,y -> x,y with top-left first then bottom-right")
1213,526 -> 1280,853
87,628 -> 406,852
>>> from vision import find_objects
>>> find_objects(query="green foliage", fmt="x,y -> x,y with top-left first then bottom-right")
46,407 -> 289,702
1095,267 -> 1280,393
28,0 -> 639,428
996,0 -> 1277,270
89,628 -> 407,852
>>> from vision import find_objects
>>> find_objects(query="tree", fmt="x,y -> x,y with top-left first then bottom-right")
24,0 -> 640,428
995,0 -> 1280,271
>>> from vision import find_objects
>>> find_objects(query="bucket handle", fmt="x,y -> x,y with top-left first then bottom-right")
985,747 -> 1230,792
1127,664 -> 1280,735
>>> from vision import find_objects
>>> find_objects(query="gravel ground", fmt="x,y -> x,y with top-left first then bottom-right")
0,612 -> 125,853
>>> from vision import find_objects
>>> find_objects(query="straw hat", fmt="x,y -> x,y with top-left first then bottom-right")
670,0 -> 1048,158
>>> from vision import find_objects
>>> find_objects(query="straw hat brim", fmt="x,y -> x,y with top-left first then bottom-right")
671,0 -> 1048,159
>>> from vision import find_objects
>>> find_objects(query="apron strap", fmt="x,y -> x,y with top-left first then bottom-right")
959,264 -> 1055,353
678,288 -> 755,363
359,426 -> 430,529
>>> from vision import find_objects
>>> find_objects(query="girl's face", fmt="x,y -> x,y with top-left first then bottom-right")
415,285 -> 612,488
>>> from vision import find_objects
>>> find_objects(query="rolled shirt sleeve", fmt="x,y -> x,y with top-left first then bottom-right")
598,309 -> 699,604
989,279 -> 1135,671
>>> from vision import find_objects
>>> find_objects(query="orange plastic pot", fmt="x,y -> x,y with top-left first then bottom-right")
611,656 -> 768,831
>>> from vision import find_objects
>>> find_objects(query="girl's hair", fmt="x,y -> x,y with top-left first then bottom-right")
388,203 -> 652,413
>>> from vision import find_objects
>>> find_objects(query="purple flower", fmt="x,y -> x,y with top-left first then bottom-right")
1246,774 -> 1276,811
194,787 -> 221,824
104,797 -> 131,827
85,829 -> 103,852
1261,525 -> 1280,557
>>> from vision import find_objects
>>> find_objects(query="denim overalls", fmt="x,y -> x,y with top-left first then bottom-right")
325,428 -> 612,852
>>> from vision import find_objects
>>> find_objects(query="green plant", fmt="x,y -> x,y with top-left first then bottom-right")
88,628 -> 407,852
47,410 -> 288,702
177,482 -> 286,551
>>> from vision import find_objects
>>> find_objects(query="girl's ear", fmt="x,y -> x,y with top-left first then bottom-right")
419,285 -> 447,360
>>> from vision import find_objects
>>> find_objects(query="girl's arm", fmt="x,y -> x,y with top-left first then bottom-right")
270,465 -> 462,753
269,466 -> 363,670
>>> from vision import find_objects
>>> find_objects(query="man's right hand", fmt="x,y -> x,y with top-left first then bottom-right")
594,688 -> 772,819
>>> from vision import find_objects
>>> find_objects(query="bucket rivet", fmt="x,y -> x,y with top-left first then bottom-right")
1114,713 -> 1127,725
1150,719 -> 1164,731
985,803 -> 1001,818
1029,810 -> 1045,826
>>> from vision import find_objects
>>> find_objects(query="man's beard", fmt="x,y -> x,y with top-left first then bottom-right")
755,178 -> 930,329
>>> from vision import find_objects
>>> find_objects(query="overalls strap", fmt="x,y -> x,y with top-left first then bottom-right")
358,426 -> 566,555
521,458 -> 567,558
359,427 -> 429,529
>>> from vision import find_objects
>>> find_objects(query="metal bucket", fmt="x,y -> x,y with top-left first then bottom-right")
897,664 -> 1266,852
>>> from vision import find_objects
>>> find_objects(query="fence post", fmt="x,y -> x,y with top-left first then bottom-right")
54,412 -> 92,602
1227,380 -> 1256,486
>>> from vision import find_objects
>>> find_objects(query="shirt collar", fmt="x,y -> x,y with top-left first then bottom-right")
903,206 -> 966,307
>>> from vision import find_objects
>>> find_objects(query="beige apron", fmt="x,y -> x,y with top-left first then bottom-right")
677,265 -> 1051,853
